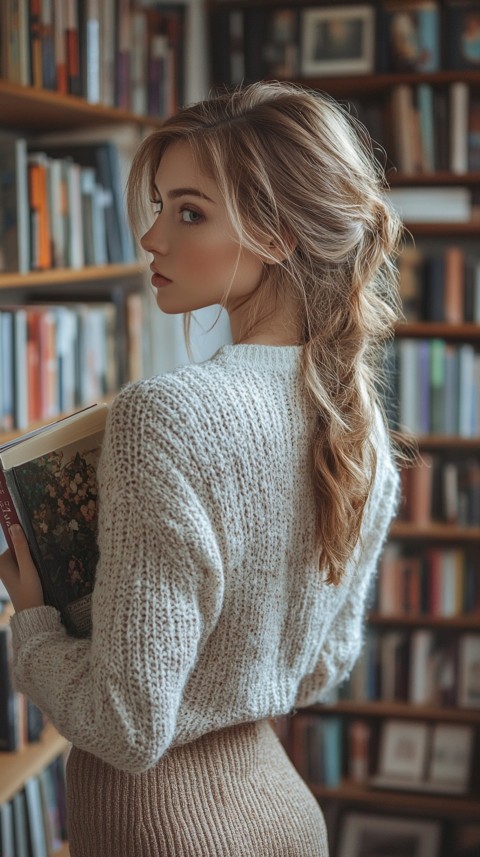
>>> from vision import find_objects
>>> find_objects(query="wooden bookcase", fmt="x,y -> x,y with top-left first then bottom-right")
0,84 -> 153,854
207,2 -> 480,855
0,58 -> 163,857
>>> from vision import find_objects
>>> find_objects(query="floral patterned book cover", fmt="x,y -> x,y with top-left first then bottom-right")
0,404 -> 109,637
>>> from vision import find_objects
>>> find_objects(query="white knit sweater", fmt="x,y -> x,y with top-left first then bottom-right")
11,344 -> 399,774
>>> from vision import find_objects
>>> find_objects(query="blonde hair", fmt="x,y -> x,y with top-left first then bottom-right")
127,81 -> 404,585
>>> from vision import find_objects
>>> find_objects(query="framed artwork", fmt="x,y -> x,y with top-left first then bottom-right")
300,6 -> 374,77
377,719 -> 429,781
383,1 -> 440,73
428,724 -> 474,794
336,812 -> 441,857
447,1 -> 480,70
372,719 -> 474,795
457,634 -> 480,708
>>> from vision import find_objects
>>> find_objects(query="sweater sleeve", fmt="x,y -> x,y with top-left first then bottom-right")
10,381 -> 225,773
295,439 -> 400,707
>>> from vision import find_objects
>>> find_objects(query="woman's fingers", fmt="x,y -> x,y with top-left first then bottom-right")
11,525 -> 37,574
1,525 -> 44,612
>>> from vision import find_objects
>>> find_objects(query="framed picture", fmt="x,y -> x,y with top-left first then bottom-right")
383,1 -> 440,73
428,724 -> 474,794
377,719 -> 429,781
372,719 -> 474,795
457,634 -> 480,708
336,812 -> 441,857
300,6 -> 374,77
447,0 -> 480,70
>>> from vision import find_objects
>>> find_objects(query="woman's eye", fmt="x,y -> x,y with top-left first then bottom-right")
181,208 -> 203,225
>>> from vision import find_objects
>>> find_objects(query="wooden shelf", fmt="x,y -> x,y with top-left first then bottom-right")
298,69 -> 480,96
368,613 -> 480,630
395,322 -> 480,340
397,433 -> 480,451
310,779 -> 480,819
0,263 -> 146,291
307,701 -> 480,724
388,171 -> 480,187
403,222 -> 480,236
0,723 -> 69,805
389,522 -> 480,542
0,79 -> 162,132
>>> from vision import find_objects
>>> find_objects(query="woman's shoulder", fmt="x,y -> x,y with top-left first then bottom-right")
107,357 -> 232,448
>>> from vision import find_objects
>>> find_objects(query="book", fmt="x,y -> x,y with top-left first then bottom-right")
0,136 -> 30,274
0,402 -> 109,637
449,82 -> 469,174
24,776 -> 49,857
0,613 -> 21,751
0,802 -> 15,857
387,187 -> 471,222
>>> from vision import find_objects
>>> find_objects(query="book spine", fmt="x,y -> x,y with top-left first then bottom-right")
29,0 -> 43,88
0,467 -> 22,555
65,0 -> 81,96
417,83 -> 435,172
450,82 -> 469,174
53,0 -> 67,93
40,0 -> 56,90
85,0 -> 100,104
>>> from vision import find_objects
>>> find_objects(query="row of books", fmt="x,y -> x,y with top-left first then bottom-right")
289,715 -> 342,787
0,0 -> 184,116
376,545 -> 480,617
0,610 -> 46,753
384,340 -> 480,437
388,83 -> 480,176
398,246 -> 480,323
398,456 -> 480,528
343,630 -> 480,709
0,295 -> 145,433
0,756 -> 67,857
211,1 -> 479,85
0,133 -> 136,275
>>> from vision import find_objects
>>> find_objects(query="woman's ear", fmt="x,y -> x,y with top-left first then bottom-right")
263,233 -> 298,265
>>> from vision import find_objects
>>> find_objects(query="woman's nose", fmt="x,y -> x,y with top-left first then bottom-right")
140,221 -> 169,255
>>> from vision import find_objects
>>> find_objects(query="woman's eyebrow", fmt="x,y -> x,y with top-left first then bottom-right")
153,183 -> 216,204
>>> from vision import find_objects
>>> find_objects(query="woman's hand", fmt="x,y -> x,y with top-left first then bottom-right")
0,525 -> 44,613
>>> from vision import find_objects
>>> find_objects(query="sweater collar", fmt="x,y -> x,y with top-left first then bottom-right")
214,343 -> 303,370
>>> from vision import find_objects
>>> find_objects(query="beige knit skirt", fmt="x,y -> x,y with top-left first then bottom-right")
65,718 -> 329,857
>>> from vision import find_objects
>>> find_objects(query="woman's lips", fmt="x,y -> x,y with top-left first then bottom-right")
150,269 -> 172,288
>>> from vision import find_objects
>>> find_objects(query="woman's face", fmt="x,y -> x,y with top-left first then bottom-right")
140,141 -> 265,315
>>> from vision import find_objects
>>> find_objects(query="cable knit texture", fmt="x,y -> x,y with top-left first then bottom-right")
11,344 -> 399,776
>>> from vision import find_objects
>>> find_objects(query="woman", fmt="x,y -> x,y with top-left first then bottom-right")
1,81 -> 401,856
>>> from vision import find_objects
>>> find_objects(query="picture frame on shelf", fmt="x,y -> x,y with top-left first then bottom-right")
300,5 -> 374,77
380,1 -> 440,73
262,9 -> 300,79
372,719 -> 474,795
446,0 -> 480,70
376,719 -> 429,782
336,812 -> 442,857
457,634 -> 480,709
428,724 -> 474,795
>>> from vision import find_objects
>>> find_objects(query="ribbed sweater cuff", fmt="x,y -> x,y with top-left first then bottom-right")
11,605 -> 62,642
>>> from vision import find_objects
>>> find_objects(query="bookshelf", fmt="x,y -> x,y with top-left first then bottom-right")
0,724 -> 68,807
0,3 -> 186,853
208,1 -> 480,854
0,78 -> 164,132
